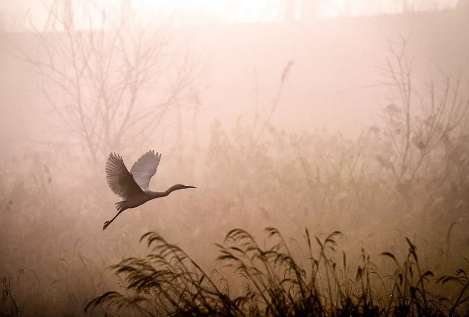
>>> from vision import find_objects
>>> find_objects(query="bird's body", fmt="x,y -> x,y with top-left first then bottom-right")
115,190 -> 158,212
103,150 -> 195,230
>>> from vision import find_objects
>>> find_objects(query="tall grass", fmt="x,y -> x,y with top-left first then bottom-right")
1,40 -> 468,316
85,227 -> 469,316
1,88 -> 468,315
1,277 -> 18,317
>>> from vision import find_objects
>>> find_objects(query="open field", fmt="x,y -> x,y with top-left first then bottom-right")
1,7 -> 469,317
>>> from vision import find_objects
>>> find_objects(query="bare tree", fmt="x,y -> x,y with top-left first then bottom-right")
456,0 -> 469,11
0,6 -> 30,32
283,0 -> 296,21
300,0 -> 318,21
13,0 -> 200,164
375,38 -> 469,195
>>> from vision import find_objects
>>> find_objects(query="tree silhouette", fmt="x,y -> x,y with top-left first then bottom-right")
13,0 -> 200,163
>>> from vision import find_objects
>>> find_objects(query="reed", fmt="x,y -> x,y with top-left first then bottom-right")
85,227 -> 469,316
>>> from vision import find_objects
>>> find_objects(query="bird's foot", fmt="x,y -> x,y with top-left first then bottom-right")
103,221 -> 111,231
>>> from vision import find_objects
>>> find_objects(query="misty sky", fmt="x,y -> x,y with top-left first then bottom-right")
0,0 -> 459,31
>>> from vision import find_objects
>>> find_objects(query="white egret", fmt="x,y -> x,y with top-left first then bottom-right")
103,150 -> 195,230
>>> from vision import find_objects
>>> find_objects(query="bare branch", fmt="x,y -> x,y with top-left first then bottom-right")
13,0 -> 200,163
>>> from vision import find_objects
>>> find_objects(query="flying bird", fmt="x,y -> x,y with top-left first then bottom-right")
103,150 -> 195,230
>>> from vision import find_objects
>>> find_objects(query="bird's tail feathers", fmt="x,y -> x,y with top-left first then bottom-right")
115,201 -> 128,213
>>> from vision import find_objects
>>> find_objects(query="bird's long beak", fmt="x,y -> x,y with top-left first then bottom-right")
184,185 -> 196,189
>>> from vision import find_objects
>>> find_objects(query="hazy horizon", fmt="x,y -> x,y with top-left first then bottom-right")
1,1 -> 468,316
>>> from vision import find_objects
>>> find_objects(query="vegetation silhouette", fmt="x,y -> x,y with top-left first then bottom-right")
85,227 -> 469,316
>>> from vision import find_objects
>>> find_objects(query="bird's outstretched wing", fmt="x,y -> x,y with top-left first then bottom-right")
106,153 -> 143,199
130,150 -> 162,190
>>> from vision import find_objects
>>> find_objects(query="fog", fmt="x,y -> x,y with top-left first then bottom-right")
1,1 -> 469,316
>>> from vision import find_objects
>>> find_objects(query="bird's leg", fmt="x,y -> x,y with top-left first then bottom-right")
103,210 -> 123,231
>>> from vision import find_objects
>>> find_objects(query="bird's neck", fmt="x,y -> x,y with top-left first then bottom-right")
146,190 -> 169,199
147,185 -> 181,199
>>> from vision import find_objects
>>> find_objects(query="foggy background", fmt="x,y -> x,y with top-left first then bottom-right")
1,0 -> 469,315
